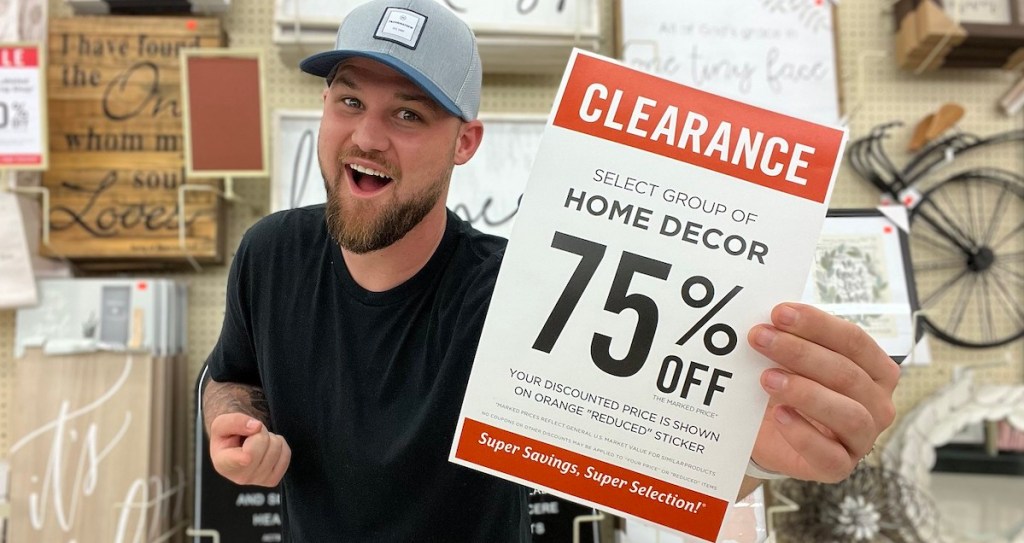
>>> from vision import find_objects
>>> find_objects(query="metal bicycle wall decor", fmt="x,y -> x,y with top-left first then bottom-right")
848,124 -> 1024,349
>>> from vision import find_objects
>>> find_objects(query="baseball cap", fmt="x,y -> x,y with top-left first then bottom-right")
299,0 -> 482,121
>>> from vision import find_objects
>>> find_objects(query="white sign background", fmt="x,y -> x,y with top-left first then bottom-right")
0,192 -> 38,308
620,0 -> 840,125
452,50 -> 845,541
275,0 -> 600,35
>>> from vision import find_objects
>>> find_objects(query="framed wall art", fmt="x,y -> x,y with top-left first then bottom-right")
800,208 -> 921,363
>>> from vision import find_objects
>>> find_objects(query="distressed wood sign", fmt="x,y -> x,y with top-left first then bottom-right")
43,17 -> 225,264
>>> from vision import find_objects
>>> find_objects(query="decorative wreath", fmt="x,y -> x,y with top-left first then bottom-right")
769,459 -> 938,543
769,370 -> 1024,543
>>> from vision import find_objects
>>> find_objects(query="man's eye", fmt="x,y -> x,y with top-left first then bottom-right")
340,97 -> 362,108
398,110 -> 422,122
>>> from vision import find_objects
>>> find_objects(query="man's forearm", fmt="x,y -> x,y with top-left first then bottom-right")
202,374 -> 271,433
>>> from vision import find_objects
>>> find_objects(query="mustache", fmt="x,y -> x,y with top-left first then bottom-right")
337,148 -> 401,180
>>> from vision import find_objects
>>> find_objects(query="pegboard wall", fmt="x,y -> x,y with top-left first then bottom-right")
829,0 -> 1024,443
0,0 -> 1021,486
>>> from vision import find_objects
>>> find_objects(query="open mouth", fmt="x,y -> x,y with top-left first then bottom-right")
348,163 -> 394,194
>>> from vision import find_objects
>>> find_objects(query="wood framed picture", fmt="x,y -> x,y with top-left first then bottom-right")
181,48 -> 268,178
42,16 -> 225,264
894,0 -> 1024,69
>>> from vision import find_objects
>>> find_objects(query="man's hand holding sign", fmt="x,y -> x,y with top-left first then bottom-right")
451,50 -> 898,542
746,303 -> 899,484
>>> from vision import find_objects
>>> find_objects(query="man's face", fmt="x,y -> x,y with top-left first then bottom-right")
318,57 -> 470,254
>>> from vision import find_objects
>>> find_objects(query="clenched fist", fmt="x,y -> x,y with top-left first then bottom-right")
209,413 -> 292,487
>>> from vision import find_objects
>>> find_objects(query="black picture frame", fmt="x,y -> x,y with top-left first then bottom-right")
801,208 -> 922,364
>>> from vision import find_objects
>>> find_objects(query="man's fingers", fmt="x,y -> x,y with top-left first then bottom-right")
761,370 -> 876,458
750,325 -> 896,430
768,303 -> 899,389
745,303 -> 900,483
213,446 -> 254,472
210,413 -> 265,439
242,427 -> 271,467
209,414 -> 262,474
751,324 -> 873,393
268,438 -> 292,486
206,413 -> 288,487
769,405 -> 856,483
254,433 -> 283,476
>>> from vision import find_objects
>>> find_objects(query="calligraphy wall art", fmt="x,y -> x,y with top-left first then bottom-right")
272,111 -> 545,238
42,17 -> 225,264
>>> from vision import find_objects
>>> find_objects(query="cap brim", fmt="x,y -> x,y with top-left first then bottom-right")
300,50 -> 467,121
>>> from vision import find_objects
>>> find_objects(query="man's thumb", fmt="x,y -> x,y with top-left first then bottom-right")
243,418 -> 263,434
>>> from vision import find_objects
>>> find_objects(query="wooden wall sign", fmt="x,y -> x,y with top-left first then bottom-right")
8,351 -> 183,543
939,0 -> 1024,68
43,16 -> 225,264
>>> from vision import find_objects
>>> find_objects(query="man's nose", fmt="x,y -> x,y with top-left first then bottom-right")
350,114 -> 390,153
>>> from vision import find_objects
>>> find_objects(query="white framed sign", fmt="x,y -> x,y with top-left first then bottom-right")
275,0 -> 599,36
451,50 -> 846,541
273,0 -> 600,73
619,0 -> 841,126
447,114 -> 545,238
271,110 -> 545,238
0,43 -> 47,170
0,191 -> 38,308
271,109 -> 322,213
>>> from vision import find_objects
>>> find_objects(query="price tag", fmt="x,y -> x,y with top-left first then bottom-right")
450,50 -> 846,542
0,43 -> 46,169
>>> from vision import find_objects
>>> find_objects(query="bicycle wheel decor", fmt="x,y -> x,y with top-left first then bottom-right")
909,169 -> 1024,348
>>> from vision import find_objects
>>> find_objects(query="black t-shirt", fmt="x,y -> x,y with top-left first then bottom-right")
207,205 -> 530,542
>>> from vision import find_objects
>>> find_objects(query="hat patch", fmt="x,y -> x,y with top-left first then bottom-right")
375,8 -> 427,49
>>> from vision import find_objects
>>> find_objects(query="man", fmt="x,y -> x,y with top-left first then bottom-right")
202,0 -> 899,540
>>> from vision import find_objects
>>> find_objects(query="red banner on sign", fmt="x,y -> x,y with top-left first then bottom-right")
456,418 -> 729,541
0,154 -> 42,165
553,53 -> 843,204
0,47 -> 40,68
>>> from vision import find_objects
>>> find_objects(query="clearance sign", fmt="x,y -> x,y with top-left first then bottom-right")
0,44 -> 48,170
451,50 -> 845,542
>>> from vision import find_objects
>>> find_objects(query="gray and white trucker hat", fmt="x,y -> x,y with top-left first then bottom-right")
299,0 -> 482,121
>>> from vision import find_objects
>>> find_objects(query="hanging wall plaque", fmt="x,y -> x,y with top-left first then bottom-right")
42,16 -> 225,264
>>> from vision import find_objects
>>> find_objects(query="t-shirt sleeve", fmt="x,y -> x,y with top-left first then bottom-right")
451,248 -> 504,361
205,230 -> 262,387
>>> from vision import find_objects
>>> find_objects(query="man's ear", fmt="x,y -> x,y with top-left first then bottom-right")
453,119 -> 484,166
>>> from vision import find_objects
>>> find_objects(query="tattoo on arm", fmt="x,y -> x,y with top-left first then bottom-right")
202,372 -> 271,433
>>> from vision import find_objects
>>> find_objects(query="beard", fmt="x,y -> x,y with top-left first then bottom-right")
322,147 -> 453,254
